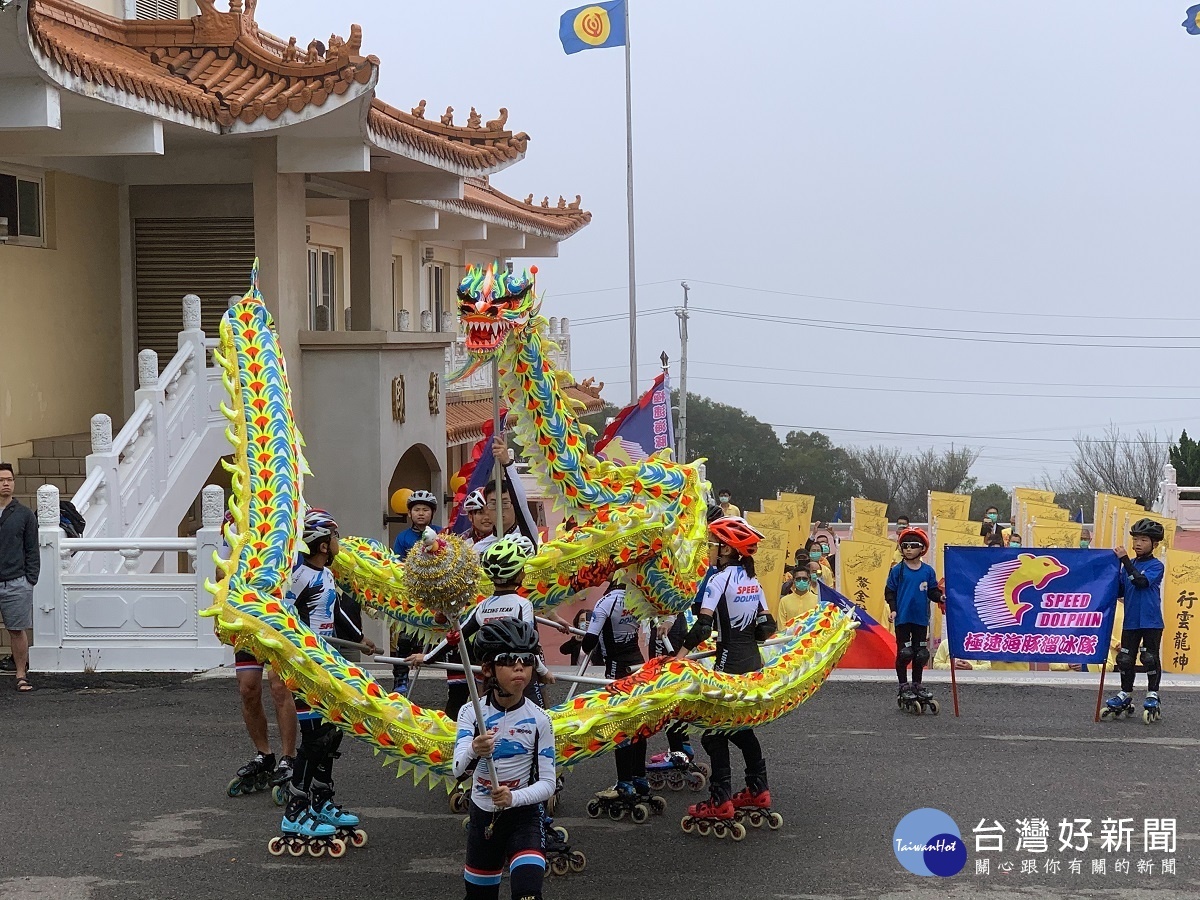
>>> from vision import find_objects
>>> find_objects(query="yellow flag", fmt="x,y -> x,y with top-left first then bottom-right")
853,515 -> 888,539
1094,493 -> 1138,548
928,491 -> 971,522
835,539 -> 893,627
754,548 -> 788,615
1014,487 -> 1056,505
762,498 -> 802,555
1117,510 -> 1175,554
777,492 -> 816,555
1031,522 -> 1083,548
755,526 -> 790,553
1023,501 -> 1069,522
852,497 -> 888,521
1163,548 -> 1200,674
745,511 -> 785,533
1108,503 -> 1147,551
933,517 -> 983,537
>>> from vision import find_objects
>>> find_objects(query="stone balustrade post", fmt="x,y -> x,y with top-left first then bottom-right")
85,414 -> 120,538
196,484 -> 225,649
30,485 -> 62,669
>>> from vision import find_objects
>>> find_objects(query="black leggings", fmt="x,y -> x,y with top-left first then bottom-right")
464,802 -> 545,900
701,728 -> 766,805
290,715 -> 340,794
895,623 -> 930,685
1119,628 -> 1163,693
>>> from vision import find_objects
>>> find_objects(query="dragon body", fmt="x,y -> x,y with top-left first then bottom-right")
202,264 -> 856,789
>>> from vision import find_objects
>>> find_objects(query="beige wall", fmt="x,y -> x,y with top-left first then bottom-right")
0,171 -> 122,457
75,0 -> 199,18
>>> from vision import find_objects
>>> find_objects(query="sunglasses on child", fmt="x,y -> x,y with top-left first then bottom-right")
493,652 -> 537,668
900,542 -> 925,550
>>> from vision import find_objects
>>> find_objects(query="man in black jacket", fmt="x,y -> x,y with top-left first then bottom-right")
0,463 -> 38,691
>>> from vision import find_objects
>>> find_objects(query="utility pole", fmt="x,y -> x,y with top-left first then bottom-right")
677,281 -> 690,462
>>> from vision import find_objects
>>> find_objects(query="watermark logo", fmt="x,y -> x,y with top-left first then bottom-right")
894,808 -> 967,877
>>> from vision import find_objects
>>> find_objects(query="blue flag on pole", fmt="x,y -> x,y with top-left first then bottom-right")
1073,506 -> 1085,524
560,1 -> 627,54
594,371 -> 672,463
944,548 -> 1119,664
1185,4 -> 1200,34
833,502 -> 843,524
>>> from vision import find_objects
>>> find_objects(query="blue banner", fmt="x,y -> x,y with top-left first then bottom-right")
560,1 -> 628,54
594,371 -> 673,464
944,548 -> 1119,663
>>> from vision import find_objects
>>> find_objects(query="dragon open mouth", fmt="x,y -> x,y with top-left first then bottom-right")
462,316 -> 512,352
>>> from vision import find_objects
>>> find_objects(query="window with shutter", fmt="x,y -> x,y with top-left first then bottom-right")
133,0 -> 180,20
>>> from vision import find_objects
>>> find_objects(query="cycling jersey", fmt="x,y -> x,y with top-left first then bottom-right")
587,588 -> 644,677
454,695 -> 556,813
461,593 -> 548,676
699,565 -> 766,675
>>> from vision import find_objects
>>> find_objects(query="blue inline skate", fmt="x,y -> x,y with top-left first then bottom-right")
646,745 -> 709,792
587,781 -> 654,824
1101,691 -> 1135,720
268,788 -> 346,858
311,781 -> 368,848
1143,692 -> 1162,724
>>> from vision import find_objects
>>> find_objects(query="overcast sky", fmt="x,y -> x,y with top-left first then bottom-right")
268,1 -> 1200,489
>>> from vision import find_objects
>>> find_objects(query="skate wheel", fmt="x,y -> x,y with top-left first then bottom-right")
349,829 -> 368,848
461,816 -> 470,833
648,774 -> 666,791
928,699 -> 940,716
569,850 -> 587,873
650,796 -> 667,815
550,855 -> 570,876
327,839 -> 347,859
730,822 -> 747,842
545,793 -> 558,817
748,810 -> 764,828
686,771 -> 707,792
308,843 -> 326,858
226,779 -> 242,798
695,819 -> 712,836
450,791 -> 469,814
287,841 -> 305,857
585,799 -> 602,819
1100,709 -> 1113,720
694,762 -> 710,778
666,771 -> 685,791
768,812 -> 784,830
909,702 -> 924,716
713,821 -> 728,838
608,805 -> 625,822
272,786 -> 286,807
681,816 -> 695,834
552,825 -> 569,843
896,696 -> 904,708
631,803 -> 649,824
267,837 -> 286,856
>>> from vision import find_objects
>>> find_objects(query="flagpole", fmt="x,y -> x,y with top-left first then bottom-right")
624,0 -> 638,404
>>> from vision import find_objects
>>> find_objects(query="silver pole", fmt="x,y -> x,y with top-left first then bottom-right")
492,358 -> 504,539
624,0 -> 638,404
677,281 -> 689,462
457,637 -> 499,788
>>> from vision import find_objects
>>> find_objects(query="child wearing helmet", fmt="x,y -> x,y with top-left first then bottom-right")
1104,518 -> 1166,722
277,508 -> 376,853
676,516 -> 778,829
392,489 -> 440,561
885,528 -> 943,708
455,618 -> 556,900
461,489 -> 495,551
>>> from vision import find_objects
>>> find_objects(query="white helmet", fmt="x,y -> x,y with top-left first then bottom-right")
462,489 -> 487,513
407,489 -> 438,511
509,533 -> 536,559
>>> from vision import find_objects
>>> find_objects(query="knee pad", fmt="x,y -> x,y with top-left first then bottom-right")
897,642 -> 915,664
1116,647 -> 1135,674
300,720 -> 343,762
914,642 -> 930,666
1140,649 -> 1160,672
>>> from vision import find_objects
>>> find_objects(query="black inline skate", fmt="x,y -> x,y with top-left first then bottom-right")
896,682 -> 940,715
269,755 -> 293,806
544,817 -> 587,876
587,780 -> 658,824
646,746 -> 709,792
227,751 -> 276,797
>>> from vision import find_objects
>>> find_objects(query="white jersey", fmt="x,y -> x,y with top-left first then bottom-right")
285,562 -> 337,638
700,566 -> 766,632
454,695 -> 556,812
463,592 -> 547,675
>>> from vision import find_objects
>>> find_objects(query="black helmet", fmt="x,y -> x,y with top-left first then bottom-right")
473,617 -> 541,662
1130,518 -> 1165,542
705,504 -> 726,524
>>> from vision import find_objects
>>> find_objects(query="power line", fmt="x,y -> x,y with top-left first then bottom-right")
764,421 -> 1188,444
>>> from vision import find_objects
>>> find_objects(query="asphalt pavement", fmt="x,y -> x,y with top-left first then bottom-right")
2,670 -> 1200,900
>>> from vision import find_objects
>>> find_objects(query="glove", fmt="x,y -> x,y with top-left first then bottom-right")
446,629 -> 461,647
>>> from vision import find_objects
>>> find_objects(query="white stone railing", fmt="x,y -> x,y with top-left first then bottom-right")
66,295 -> 227,573
1156,462 -> 1200,527
445,316 -> 570,393
30,484 -> 231,673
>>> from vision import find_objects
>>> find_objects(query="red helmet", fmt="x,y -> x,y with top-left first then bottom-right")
708,516 -> 764,556
897,527 -> 929,550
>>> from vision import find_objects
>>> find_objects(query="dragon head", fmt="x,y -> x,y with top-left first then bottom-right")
456,263 -> 539,365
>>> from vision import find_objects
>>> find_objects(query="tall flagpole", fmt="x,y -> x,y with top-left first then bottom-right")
624,0 -> 638,404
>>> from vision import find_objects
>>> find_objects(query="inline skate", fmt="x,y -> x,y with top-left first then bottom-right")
586,781 -> 654,824
311,781 -> 368,848
447,774 -> 472,814
268,789 -> 346,858
646,746 -> 709,792
544,818 -> 587,876
227,751 -> 275,797
731,787 -> 783,830
896,683 -> 940,715
1100,691 -> 1135,720
269,755 -> 293,806
1143,692 -> 1162,724
680,796 -> 746,840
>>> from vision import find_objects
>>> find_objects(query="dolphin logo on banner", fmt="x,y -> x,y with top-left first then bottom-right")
974,554 -> 1068,628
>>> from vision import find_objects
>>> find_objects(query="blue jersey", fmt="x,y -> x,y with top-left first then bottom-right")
886,561 -> 939,627
392,525 -> 438,560
1120,555 -> 1164,630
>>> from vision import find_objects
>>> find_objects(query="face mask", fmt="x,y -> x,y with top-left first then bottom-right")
1080,540 -> 1090,549
719,496 -> 730,504
794,579 -> 811,593
809,550 -> 822,561
1010,541 -> 1021,548
821,543 -> 830,554
987,513 -> 999,522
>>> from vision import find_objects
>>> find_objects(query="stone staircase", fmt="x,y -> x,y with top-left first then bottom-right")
15,434 -> 89,509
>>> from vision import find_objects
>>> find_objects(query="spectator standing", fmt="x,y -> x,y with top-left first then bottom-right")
0,463 -> 38,692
